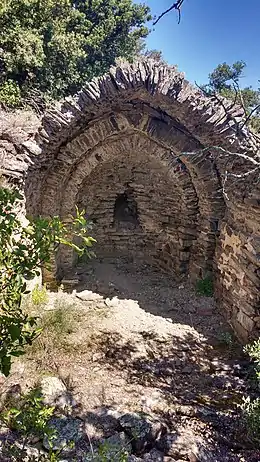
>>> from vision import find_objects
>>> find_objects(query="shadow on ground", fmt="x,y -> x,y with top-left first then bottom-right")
76,257 -> 239,345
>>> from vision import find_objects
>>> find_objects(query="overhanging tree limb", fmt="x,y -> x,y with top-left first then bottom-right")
153,0 -> 186,25
180,145 -> 260,201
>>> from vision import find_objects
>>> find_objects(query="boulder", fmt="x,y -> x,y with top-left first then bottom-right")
158,428 -> 212,460
40,376 -> 76,410
43,416 -> 83,451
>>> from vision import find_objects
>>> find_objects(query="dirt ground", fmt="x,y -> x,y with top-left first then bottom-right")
1,258 -> 259,461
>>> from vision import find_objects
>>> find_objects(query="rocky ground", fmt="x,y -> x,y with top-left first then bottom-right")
0,258 -> 259,461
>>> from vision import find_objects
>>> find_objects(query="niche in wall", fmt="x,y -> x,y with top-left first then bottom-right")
113,187 -> 140,230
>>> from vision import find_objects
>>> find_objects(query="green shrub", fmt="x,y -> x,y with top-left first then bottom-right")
95,440 -> 129,461
245,338 -> 260,364
0,0 -> 151,105
244,338 -> 260,382
196,277 -> 214,297
3,388 -> 55,440
0,187 -> 95,376
0,79 -> 21,107
1,387 -> 73,461
240,396 -> 260,444
239,339 -> 260,444
1,386 -> 129,461
217,331 -> 235,347
31,284 -> 49,306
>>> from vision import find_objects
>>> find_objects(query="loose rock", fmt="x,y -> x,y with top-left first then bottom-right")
43,416 -> 83,451
119,412 -> 164,454
40,376 -> 76,410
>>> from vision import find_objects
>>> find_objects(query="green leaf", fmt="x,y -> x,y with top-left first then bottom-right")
8,325 -> 21,341
1,357 -> 11,376
10,350 -> 25,357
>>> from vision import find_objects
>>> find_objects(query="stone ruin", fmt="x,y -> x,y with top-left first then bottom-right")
1,60 -> 260,343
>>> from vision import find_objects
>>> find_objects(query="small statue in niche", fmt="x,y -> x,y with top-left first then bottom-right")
113,189 -> 140,229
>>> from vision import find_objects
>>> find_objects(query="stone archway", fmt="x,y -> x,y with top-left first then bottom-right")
54,132 -> 201,279
74,135 -> 199,277
19,59 -> 260,341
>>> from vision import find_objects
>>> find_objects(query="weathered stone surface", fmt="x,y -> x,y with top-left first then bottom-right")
119,412 -> 165,454
158,428 -> 212,460
142,448 -> 164,460
40,376 -> 76,410
43,416 -> 83,451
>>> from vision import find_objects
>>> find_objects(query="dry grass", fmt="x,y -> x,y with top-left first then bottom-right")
26,299 -> 85,355
22,290 -> 110,373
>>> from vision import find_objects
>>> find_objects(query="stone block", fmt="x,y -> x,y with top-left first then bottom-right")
237,311 -> 255,335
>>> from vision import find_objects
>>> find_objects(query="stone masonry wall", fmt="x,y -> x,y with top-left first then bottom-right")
2,60 -> 260,342
215,191 -> 260,342
77,154 -> 198,275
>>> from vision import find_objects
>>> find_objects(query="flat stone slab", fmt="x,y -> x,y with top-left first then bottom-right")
76,290 -> 104,302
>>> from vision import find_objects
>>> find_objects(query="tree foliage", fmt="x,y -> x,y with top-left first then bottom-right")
0,0 -> 151,107
0,186 -> 95,376
204,61 -> 260,133
135,38 -> 167,65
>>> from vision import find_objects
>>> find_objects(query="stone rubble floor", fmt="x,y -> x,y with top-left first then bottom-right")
1,258 -> 259,461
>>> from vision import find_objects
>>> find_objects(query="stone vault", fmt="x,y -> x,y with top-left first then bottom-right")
2,60 -> 260,342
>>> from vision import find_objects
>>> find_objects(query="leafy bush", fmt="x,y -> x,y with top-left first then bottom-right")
240,396 -> 260,444
217,331 -> 235,347
0,79 -> 21,107
245,339 -> 260,364
245,338 -> 260,382
1,387 -> 74,461
240,339 -> 260,443
31,284 -> 49,306
0,186 -> 95,376
196,277 -> 214,297
3,388 -> 55,440
0,0 -> 151,106
94,440 -> 129,462
1,386 -> 129,461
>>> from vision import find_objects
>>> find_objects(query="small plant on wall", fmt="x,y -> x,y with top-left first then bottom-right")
196,276 -> 214,297
0,186 -> 95,376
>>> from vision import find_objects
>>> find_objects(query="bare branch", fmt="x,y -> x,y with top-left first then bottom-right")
240,104 -> 260,130
231,79 -> 247,117
195,82 -> 237,127
228,166 -> 260,178
153,0 -> 185,26
195,80 -> 260,139
194,81 -> 210,96
181,145 -> 260,165
231,83 -> 239,107
180,145 -> 260,201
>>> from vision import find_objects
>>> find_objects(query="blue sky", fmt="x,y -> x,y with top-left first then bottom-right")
138,0 -> 260,88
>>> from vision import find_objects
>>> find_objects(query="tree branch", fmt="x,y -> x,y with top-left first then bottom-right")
181,145 -> 260,165
194,81 -> 259,138
153,0 -> 185,26
180,145 -> 260,201
240,104 -> 260,130
195,81 -> 237,128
